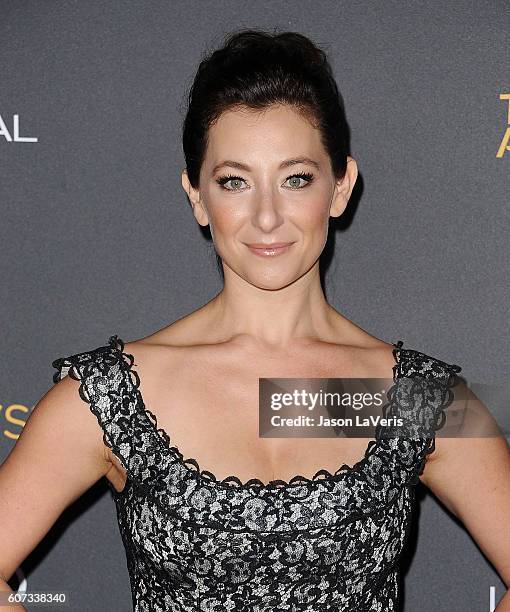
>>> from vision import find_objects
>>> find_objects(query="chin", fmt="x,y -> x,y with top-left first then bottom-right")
242,271 -> 303,291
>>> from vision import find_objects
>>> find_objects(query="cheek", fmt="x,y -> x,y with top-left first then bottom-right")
205,203 -> 246,250
294,196 -> 330,233
208,206 -> 244,236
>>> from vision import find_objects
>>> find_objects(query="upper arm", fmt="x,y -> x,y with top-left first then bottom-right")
0,375 -> 112,582
420,390 -> 510,588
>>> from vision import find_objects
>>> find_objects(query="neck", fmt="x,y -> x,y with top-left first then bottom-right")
208,262 -> 340,351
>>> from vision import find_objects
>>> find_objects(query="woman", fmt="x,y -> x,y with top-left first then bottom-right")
1,29 -> 509,612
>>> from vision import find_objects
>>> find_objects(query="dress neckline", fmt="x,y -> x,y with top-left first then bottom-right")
108,335 -> 406,491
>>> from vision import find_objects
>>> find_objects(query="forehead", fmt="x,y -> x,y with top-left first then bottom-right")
204,104 -> 326,165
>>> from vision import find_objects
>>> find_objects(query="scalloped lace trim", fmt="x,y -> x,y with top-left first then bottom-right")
415,356 -> 462,468
51,343 -> 133,475
108,334 -> 406,491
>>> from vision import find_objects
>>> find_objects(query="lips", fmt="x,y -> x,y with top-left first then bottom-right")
244,242 -> 295,257
247,242 -> 293,249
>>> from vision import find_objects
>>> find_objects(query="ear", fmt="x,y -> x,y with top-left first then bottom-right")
181,169 -> 209,227
330,156 -> 358,218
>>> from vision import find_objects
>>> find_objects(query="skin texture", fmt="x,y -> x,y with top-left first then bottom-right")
1,103 -> 509,608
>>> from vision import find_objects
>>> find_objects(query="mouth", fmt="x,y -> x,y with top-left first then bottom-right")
244,242 -> 295,257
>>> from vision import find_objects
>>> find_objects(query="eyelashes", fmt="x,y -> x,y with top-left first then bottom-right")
215,171 -> 315,192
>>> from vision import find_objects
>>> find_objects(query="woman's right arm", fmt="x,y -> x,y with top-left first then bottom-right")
0,374 -> 113,609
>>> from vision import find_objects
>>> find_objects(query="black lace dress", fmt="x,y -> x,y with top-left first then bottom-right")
51,335 -> 462,612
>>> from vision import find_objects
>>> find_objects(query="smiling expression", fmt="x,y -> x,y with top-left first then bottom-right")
182,104 -> 357,290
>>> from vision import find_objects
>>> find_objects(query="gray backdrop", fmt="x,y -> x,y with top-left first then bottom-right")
1,1 -> 509,611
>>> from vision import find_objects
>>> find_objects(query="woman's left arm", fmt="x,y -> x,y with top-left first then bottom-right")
420,389 -> 510,610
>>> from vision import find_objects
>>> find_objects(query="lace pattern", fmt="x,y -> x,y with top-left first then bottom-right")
52,335 -> 462,611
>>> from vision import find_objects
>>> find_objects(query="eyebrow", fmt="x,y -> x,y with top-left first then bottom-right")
212,156 -> 321,174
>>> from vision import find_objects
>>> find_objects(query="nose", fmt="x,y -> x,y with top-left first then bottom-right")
251,191 -> 285,233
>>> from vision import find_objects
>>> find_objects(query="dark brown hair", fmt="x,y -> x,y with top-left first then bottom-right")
182,28 -> 350,189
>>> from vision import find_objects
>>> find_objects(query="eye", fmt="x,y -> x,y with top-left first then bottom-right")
283,172 -> 314,189
216,174 -> 248,191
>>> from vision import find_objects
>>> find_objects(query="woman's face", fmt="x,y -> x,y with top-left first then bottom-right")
182,104 -> 357,290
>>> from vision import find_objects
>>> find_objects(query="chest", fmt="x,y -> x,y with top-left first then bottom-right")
106,340 -> 402,493
108,359 -> 390,491
186,358 -> 387,467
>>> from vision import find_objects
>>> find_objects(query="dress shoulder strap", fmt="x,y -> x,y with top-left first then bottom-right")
383,343 -> 463,484
51,335 -> 145,479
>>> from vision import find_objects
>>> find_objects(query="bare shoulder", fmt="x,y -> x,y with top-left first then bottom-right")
419,377 -> 505,487
411,379 -> 510,587
121,326 -> 201,372
122,309 -> 213,357
0,363 -> 116,581
118,324 -> 212,402
347,334 -> 400,378
30,373 -> 112,472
